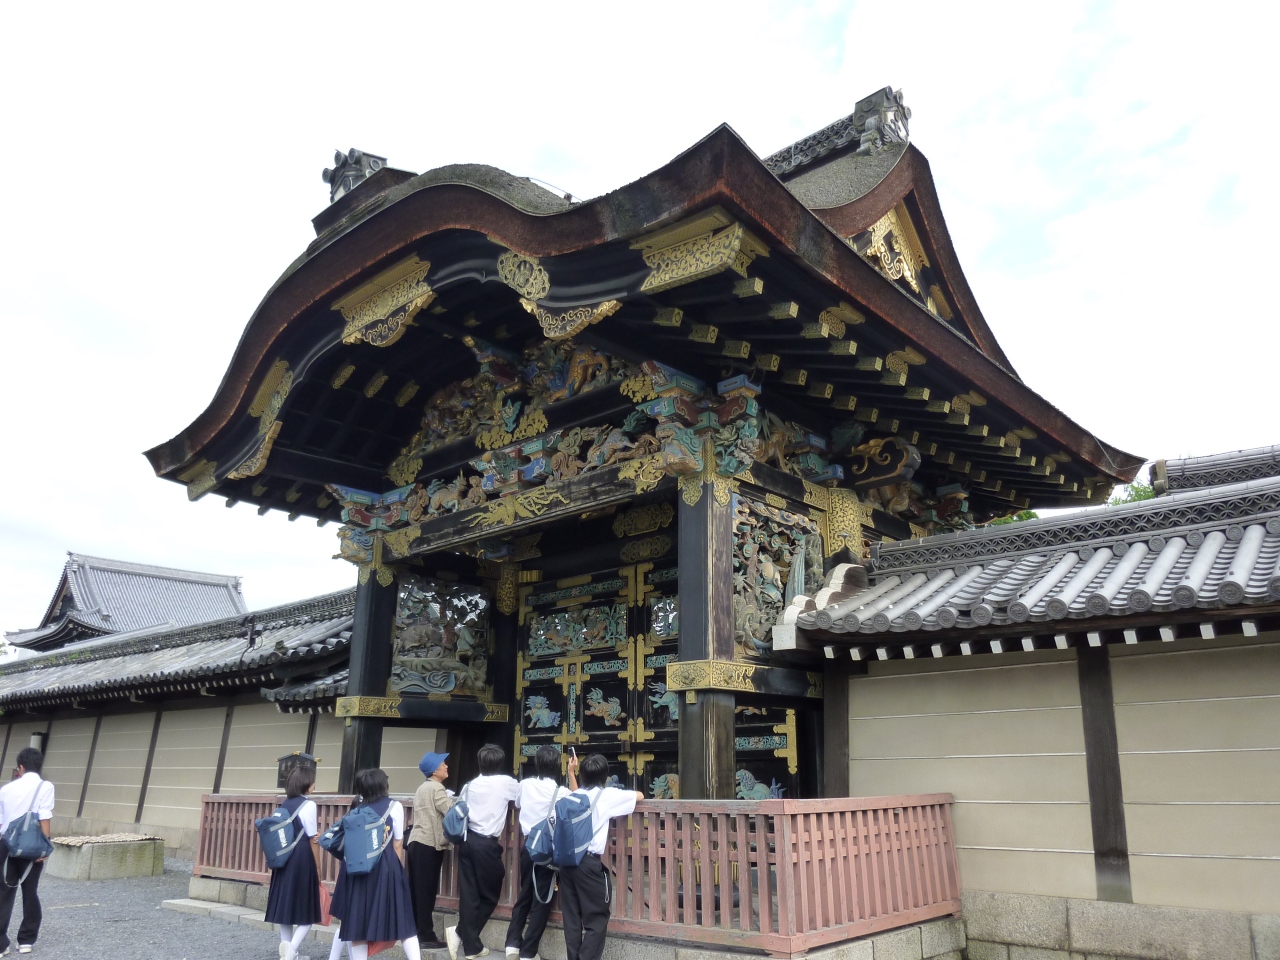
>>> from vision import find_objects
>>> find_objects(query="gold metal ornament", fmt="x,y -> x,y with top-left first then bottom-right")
612,502 -> 675,538
520,299 -> 621,340
773,709 -> 798,774
335,696 -> 402,718
497,251 -> 551,301
333,256 -> 435,347
633,210 -> 769,294
619,535 -> 672,563
467,487 -> 571,529
665,659 -> 758,693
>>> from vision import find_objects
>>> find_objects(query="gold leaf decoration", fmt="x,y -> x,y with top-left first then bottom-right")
520,299 -> 621,340
333,255 -> 435,348
619,374 -> 657,403
612,502 -> 675,538
382,523 -> 421,558
511,407 -> 549,441
387,455 -> 423,487
619,535 -> 672,563
497,251 -> 551,301
467,487 -> 571,529
618,456 -> 666,495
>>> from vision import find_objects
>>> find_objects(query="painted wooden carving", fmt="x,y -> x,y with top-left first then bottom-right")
391,574 -> 490,697
526,603 -> 628,658
732,495 -> 822,656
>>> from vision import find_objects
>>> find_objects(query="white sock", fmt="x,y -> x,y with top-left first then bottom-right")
292,924 -> 313,951
350,944 -> 369,960
328,931 -> 347,960
281,924 -> 295,943
402,935 -> 421,958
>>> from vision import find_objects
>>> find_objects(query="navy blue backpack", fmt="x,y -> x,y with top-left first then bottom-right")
338,803 -> 394,875
254,803 -> 304,870
549,789 -> 602,868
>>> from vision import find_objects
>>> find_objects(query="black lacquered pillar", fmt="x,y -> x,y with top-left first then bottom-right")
676,487 -> 737,799
338,572 -> 397,792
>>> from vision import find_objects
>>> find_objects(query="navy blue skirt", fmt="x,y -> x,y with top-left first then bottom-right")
265,835 -> 322,925
335,849 -> 417,942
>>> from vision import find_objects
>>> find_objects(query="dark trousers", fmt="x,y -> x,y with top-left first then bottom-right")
0,844 -> 43,951
504,847 -> 555,958
559,854 -> 611,960
457,833 -> 504,956
406,841 -> 446,942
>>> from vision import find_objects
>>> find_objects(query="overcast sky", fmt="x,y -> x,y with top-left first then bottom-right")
2,2 -> 1276,630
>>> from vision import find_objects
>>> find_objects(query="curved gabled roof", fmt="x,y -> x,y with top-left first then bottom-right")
144,114 -> 1141,517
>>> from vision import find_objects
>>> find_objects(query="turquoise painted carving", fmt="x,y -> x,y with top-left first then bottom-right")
648,681 -> 680,722
584,687 -> 626,727
391,574 -> 490,697
526,604 -> 627,658
525,695 -> 562,729
735,770 -> 785,799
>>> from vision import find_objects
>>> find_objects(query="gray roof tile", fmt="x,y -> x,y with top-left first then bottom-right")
1153,445 -> 1280,494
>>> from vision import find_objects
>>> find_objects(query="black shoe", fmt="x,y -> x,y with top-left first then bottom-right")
421,941 -> 448,951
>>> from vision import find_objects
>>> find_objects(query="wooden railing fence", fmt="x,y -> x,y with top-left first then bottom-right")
196,793 -> 959,957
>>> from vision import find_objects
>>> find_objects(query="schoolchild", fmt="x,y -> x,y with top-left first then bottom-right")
503,746 -> 569,960
558,754 -> 644,960
406,751 -> 457,950
446,744 -> 520,960
0,747 -> 54,956
332,768 -> 421,960
264,765 -> 323,960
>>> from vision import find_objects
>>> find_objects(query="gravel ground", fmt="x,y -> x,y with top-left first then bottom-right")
0,859 -> 320,960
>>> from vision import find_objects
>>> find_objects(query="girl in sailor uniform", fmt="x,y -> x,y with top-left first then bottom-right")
265,765 -> 323,960
332,768 -> 421,960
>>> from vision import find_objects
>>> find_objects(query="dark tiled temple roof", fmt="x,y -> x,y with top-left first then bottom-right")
0,590 -> 353,711
8,554 -> 248,649
777,447 -> 1280,652
264,668 -> 349,711
1153,445 -> 1280,495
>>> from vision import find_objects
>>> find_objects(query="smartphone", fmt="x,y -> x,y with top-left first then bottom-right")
570,747 -> 577,762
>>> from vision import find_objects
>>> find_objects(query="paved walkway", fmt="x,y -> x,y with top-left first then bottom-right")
0,860 -> 345,960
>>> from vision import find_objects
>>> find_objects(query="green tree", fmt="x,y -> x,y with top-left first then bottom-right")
1108,481 -> 1154,505
989,509 -> 1039,526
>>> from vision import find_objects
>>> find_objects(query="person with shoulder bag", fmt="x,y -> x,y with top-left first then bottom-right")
0,747 -> 55,957
330,769 -> 420,960
558,754 -> 644,960
504,746 -> 570,960
406,751 -> 456,950
445,744 -> 519,960
263,765 -> 323,960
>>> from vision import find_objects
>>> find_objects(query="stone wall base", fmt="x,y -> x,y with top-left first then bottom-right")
179,876 -> 967,959
960,890 -> 1280,960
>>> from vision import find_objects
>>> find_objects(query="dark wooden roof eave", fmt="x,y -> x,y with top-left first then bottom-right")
798,146 -> 1019,376
144,124 -> 1142,485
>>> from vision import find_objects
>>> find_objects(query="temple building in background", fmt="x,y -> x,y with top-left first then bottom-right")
2,89 -> 1276,952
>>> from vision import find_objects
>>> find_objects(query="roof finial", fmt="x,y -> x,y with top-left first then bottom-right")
321,148 -> 387,204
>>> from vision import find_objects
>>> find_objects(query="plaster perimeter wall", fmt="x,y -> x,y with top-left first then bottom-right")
1110,636 -> 1280,914
848,652 -> 1097,900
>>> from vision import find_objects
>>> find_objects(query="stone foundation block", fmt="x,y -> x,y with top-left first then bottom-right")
244,883 -> 269,911
871,926 -> 923,960
188,875 -> 222,901
1254,914 -> 1280,960
810,940 -> 874,960
1067,898 -> 1252,960
922,918 -> 965,957
933,954 -> 961,960
965,942 -> 1009,960
209,904 -> 256,921
963,891 -> 1067,951
48,838 -> 165,880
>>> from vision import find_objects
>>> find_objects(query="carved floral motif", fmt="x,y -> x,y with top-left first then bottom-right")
527,604 -> 628,658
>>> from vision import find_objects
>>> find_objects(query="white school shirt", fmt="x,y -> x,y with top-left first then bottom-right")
0,773 -> 54,832
514,777 -> 567,836
386,799 -> 405,841
574,786 -> 638,856
294,798 -> 318,838
464,774 -> 520,837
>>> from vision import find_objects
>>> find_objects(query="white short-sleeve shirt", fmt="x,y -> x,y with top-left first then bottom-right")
575,786 -> 638,856
0,773 -> 55,832
384,798 -> 404,839
465,775 -> 520,837
296,798 -> 318,838
515,777 -> 567,836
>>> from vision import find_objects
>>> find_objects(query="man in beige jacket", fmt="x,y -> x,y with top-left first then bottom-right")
406,751 -> 457,950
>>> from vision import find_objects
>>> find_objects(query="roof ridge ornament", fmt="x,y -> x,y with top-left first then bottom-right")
763,87 -> 911,177
322,148 -> 387,203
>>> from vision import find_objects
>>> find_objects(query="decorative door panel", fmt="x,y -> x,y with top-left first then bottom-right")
516,555 -> 678,792
733,704 -> 798,799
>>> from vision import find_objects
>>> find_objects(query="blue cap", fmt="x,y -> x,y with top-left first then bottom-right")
419,751 -> 449,778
